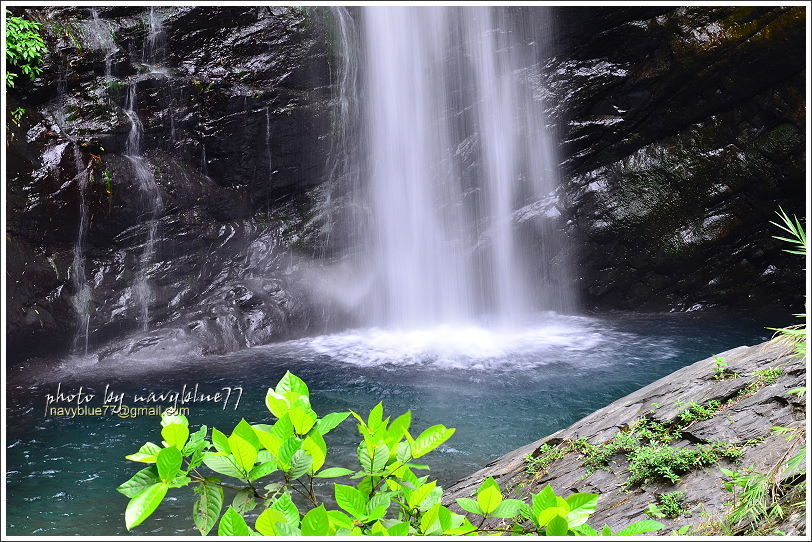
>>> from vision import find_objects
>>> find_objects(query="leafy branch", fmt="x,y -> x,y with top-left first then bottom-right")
118,371 -> 664,536
5,9 -> 47,88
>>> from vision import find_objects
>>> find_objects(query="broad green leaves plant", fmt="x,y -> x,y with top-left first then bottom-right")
118,371 -> 663,535
5,10 -> 47,88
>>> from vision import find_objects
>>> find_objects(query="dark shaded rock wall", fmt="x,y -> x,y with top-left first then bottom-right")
545,6 -> 807,311
6,6 -> 339,362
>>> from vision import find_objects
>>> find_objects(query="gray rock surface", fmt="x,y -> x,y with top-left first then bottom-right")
444,339 -> 806,535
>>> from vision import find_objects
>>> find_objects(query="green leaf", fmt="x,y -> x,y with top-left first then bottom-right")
396,441 -> 412,464
289,449 -> 312,480
615,520 -> 664,536
228,433 -> 258,472
477,477 -> 502,515
275,371 -> 309,397
388,522 -> 410,536
303,432 -> 327,473
420,503 -> 451,535
156,446 -> 182,482
232,419 -> 261,449
202,454 -> 245,479
301,504 -> 330,536
316,411 -> 350,435
367,493 -> 392,520
537,506 -> 570,527
546,515 -> 569,536
218,506 -> 250,536
253,426 -> 282,457
358,445 -> 373,473
255,508 -> 290,536
271,414 -> 295,441
232,488 -> 257,514
335,484 -> 368,518
371,521 -> 388,536
125,483 -> 167,530
278,436 -> 302,469
314,467 -> 354,478
409,480 -> 437,508
182,425 -> 208,456
372,444 -> 390,473
327,510 -> 354,529
265,390 -> 290,419
532,484 -> 557,520
117,466 -> 160,498
270,492 -> 299,527
161,409 -> 188,427
564,492 -> 598,527
289,405 -> 318,435
456,497 -> 483,515
167,475 -> 191,488
211,428 -> 230,454
490,498 -> 524,519
192,480 -> 223,535
248,461 -> 277,481
368,402 -> 384,429
410,424 -> 455,458
126,442 -> 162,463
573,523 -> 600,536
161,423 -> 189,451
388,411 -> 412,440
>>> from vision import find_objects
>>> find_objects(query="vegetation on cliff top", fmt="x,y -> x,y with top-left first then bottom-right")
5,9 -> 47,88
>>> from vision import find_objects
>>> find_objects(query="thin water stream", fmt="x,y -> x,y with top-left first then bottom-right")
123,83 -> 163,332
70,147 -> 91,355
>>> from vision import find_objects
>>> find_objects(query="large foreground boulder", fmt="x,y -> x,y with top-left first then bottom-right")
445,339 -> 806,536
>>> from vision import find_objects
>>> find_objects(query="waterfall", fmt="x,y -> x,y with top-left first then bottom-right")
124,81 -> 163,332
113,7 -> 169,332
70,146 -> 92,355
143,7 -> 165,64
265,106 -> 273,194
345,7 -> 571,328
90,9 -> 116,89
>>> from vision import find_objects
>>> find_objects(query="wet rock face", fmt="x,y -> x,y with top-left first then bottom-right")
6,6 -> 337,362
543,6 -> 806,311
5,6 -> 806,362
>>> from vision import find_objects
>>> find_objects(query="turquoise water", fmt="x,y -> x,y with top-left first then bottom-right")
6,312 -> 774,535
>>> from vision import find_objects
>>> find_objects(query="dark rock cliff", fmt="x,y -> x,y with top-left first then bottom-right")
6,6 -> 340,362
546,6 -> 806,312
5,6 -> 806,363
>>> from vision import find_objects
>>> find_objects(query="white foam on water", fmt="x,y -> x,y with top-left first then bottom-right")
271,313 -> 618,370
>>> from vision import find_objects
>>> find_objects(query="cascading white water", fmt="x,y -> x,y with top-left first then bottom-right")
143,7 -> 165,64
265,106 -> 273,196
357,7 -> 571,328
90,9 -> 116,90
116,8 -> 167,332
70,146 -> 92,355
124,79 -> 163,332
364,8 -> 472,327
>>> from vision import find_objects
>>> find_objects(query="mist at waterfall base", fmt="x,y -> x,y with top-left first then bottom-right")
7,313 -> 774,535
